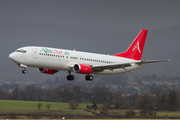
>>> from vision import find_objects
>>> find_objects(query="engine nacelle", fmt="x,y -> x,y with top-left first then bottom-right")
38,68 -> 58,75
73,63 -> 92,74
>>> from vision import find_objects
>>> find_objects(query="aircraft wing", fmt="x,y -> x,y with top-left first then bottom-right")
91,59 -> 170,72
92,63 -> 132,72
68,59 -> 169,73
68,62 -> 132,73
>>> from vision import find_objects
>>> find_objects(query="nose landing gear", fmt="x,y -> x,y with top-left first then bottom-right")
22,69 -> 27,74
19,64 -> 27,74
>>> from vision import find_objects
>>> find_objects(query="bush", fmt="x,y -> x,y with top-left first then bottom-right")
37,103 -> 42,110
91,99 -> 98,110
101,102 -> 111,112
140,109 -> 150,116
46,104 -> 51,110
86,105 -> 90,109
69,100 -> 79,109
125,109 -> 136,117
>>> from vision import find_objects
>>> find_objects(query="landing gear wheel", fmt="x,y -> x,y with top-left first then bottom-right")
22,70 -> 27,74
85,75 -> 93,81
67,75 -> 74,81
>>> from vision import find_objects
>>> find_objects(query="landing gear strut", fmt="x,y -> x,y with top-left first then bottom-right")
86,75 -> 93,81
19,64 -> 27,74
67,72 -> 74,81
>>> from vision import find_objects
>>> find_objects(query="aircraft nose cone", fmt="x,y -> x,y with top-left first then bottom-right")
9,53 -> 13,59
9,52 -> 16,61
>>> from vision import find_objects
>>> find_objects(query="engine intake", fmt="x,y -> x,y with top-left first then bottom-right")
38,68 -> 58,75
73,63 -> 92,74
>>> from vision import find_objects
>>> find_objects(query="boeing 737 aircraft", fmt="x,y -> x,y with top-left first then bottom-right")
9,29 -> 169,81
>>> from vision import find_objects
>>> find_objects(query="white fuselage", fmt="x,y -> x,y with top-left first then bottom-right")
9,46 -> 143,75
9,30 -> 169,81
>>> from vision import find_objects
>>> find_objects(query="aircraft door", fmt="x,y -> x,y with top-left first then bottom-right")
32,48 -> 38,59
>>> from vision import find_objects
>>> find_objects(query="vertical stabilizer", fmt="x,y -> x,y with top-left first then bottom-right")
113,29 -> 148,60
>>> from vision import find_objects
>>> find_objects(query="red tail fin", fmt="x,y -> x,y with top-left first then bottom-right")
113,29 -> 148,60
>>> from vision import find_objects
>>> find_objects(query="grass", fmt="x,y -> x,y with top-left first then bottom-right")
157,111 -> 180,117
0,100 -> 88,109
0,100 -> 94,116
0,100 -> 180,117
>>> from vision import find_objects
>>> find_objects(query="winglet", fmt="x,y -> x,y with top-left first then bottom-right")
113,29 -> 148,60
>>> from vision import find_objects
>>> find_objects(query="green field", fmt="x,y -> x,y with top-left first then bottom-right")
0,100 -> 94,116
157,111 -> 180,117
0,100 -> 180,117
0,100 -> 88,109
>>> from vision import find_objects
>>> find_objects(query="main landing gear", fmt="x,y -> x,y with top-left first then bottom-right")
67,72 -> 74,81
66,72 -> 93,81
67,75 -> 74,81
85,75 -> 93,81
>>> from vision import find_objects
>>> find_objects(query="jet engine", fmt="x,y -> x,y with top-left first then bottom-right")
38,68 -> 58,75
73,63 -> 92,74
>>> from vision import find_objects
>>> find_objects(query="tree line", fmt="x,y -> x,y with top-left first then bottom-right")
0,84 -> 179,112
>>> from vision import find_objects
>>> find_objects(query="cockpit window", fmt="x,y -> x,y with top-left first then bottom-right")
16,49 -> 27,53
16,50 -> 20,52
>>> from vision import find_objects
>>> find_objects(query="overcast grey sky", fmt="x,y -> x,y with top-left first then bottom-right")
0,0 -> 180,31
0,0 -> 179,80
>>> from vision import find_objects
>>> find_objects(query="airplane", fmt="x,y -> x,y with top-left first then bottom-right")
9,29 -> 169,81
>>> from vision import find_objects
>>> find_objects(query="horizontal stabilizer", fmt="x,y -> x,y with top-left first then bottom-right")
137,59 -> 170,64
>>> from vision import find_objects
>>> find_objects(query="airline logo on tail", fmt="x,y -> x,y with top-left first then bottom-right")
133,41 -> 141,53
113,29 -> 148,60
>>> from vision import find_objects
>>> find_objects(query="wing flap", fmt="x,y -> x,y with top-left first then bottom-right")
92,63 -> 132,72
